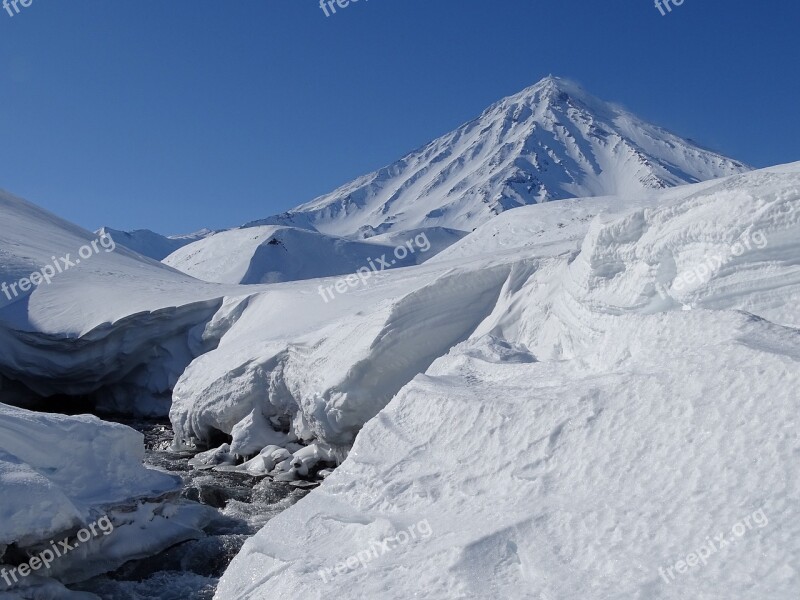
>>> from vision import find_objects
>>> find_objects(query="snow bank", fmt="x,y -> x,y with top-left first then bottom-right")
0,189 -> 253,416
171,263 -> 513,452
0,405 -> 212,593
219,311 -> 799,600
216,163 -> 800,599
163,225 -> 427,285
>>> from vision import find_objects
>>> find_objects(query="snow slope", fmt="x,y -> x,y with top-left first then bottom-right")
162,225 -> 432,285
0,190 -> 248,416
96,227 -> 214,261
115,77 -> 745,285
170,261 -> 513,452
215,163 -> 800,599
249,76 -> 748,238
0,158 -> 795,598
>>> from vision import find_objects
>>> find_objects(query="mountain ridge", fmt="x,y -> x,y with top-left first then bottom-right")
245,76 -> 749,238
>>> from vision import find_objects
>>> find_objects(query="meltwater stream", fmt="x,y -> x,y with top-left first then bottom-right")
71,421 -> 313,600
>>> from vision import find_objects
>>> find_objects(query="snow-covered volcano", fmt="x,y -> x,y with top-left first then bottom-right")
105,76 -> 749,288
250,76 -> 748,238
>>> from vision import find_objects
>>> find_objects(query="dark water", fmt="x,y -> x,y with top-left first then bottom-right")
70,421 -> 312,600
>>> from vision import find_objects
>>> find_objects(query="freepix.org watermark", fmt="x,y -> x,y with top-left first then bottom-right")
654,0 -> 688,16
657,508 -> 769,584
1,233 -> 116,305
319,519 -> 433,583
319,0 -> 368,18
1,515 -> 114,587
317,232 -> 431,303
655,229 -> 768,305
3,0 -> 34,18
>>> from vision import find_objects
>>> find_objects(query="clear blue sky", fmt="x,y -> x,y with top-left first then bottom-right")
0,0 -> 797,234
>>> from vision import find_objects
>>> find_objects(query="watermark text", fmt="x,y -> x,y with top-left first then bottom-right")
1,233 -> 116,306
1,515 -> 114,587
319,518 -> 433,583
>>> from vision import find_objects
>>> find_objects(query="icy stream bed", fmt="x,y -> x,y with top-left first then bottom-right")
70,421 -> 312,600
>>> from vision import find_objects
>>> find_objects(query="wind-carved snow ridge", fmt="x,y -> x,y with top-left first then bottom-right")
247,76 -> 748,239
215,163 -> 800,600
171,265 -> 513,462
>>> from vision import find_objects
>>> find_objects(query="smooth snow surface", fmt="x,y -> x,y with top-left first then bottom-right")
215,163 -> 800,599
162,225 -> 434,285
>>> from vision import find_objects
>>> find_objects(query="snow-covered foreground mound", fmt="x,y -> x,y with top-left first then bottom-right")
162,225 -> 441,285
0,405 -> 211,596
170,261 -> 513,452
215,163 -> 800,599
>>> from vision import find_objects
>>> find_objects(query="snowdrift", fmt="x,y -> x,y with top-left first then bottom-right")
0,189 -> 252,416
215,163 -> 800,599
170,263 -> 513,452
162,225 -> 435,285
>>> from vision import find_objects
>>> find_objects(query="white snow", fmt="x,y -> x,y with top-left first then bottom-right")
169,262 -> 512,452
0,80 -> 794,600
248,76 -> 748,239
162,225 -> 429,285
214,162 -> 800,599
0,189 -> 253,415
0,405 -> 212,593
95,227 -> 214,261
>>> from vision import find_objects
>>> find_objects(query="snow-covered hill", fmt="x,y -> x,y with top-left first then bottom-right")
162,225 -> 446,285
0,190 -> 245,416
96,227 -> 215,261
249,76 -> 748,238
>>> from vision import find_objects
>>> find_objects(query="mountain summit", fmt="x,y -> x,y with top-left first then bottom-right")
252,76 -> 748,238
